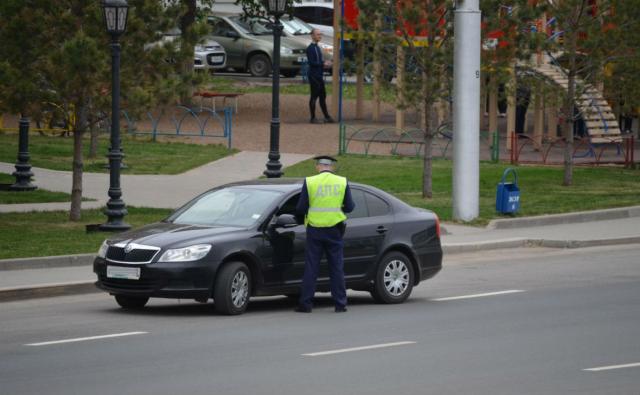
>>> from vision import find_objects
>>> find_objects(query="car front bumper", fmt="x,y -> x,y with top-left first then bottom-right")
93,258 -> 217,299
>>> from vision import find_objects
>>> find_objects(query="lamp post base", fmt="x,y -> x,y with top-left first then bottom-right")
99,199 -> 131,231
11,117 -> 37,191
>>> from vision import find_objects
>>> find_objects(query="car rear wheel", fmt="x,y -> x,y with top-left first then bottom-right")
214,261 -> 251,315
248,54 -> 271,77
371,251 -> 414,304
114,295 -> 149,309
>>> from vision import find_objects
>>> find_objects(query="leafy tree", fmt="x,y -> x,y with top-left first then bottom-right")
0,0 -> 214,221
538,0 -> 637,185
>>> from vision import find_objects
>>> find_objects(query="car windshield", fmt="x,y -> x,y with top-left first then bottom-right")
229,16 -> 272,36
282,17 -> 313,35
169,187 -> 283,227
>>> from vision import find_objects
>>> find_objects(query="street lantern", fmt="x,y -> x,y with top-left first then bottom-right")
102,0 -> 129,36
263,0 -> 287,178
267,0 -> 287,16
99,0 -> 131,231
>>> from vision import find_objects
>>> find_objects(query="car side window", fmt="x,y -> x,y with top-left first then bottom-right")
277,194 -> 300,216
320,8 -> 333,26
365,192 -> 390,217
210,19 -> 231,36
293,7 -> 314,23
346,189 -> 368,219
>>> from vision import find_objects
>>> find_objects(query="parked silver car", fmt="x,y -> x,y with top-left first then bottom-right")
148,29 -> 227,72
207,14 -> 308,77
194,40 -> 227,71
255,16 -> 333,63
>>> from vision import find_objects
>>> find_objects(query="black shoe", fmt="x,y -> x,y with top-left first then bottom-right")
324,117 -> 335,123
334,306 -> 347,313
295,305 -> 312,313
310,118 -> 324,124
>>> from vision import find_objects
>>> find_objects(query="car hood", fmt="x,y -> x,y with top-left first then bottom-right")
254,35 -> 306,50
109,222 -> 246,248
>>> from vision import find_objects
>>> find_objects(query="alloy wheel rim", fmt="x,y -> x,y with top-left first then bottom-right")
231,271 -> 249,308
383,259 -> 409,296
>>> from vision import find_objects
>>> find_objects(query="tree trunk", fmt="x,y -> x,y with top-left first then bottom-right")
179,0 -> 197,105
88,108 -> 99,159
69,102 -> 88,221
562,28 -> 578,186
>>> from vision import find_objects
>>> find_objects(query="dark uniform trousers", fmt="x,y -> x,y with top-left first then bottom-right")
299,225 -> 347,309
309,74 -> 329,119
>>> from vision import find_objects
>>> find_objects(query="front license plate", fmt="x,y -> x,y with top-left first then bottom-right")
297,56 -> 306,62
210,55 -> 224,63
107,266 -> 140,280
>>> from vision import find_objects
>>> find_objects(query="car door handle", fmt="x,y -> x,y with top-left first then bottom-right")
376,226 -> 388,234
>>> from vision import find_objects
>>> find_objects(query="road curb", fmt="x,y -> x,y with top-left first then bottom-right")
486,206 -> 640,230
0,254 -> 95,271
443,236 -> 640,254
0,281 -> 99,302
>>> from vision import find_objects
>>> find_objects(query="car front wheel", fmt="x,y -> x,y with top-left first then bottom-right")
248,54 -> 271,77
371,251 -> 414,304
114,295 -> 149,309
214,261 -> 251,315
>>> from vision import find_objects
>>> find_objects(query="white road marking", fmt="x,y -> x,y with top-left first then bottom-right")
583,362 -> 640,372
432,290 -> 525,301
25,331 -> 148,346
302,341 -> 416,357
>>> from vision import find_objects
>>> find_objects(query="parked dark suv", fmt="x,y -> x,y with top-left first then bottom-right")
94,179 -> 443,315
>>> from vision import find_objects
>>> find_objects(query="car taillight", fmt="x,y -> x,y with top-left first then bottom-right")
435,214 -> 441,238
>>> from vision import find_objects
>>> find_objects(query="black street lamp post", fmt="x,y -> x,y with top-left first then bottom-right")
100,0 -> 131,231
10,117 -> 37,191
263,0 -> 287,178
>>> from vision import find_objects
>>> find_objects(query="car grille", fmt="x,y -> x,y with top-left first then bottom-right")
106,244 -> 160,264
99,276 -> 163,292
206,53 -> 225,65
293,49 -> 305,55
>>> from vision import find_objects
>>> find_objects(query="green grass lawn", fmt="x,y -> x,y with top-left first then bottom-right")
283,155 -> 640,225
0,207 -> 172,259
0,172 -> 76,204
1,155 -> 638,260
0,133 -> 236,174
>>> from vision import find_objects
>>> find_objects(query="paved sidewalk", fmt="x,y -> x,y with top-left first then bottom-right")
0,151 -> 312,212
1,207 -> 639,302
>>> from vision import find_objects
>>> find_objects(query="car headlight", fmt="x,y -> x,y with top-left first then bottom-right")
158,244 -> 212,262
97,240 -> 109,258
280,47 -> 293,55
194,45 -> 205,52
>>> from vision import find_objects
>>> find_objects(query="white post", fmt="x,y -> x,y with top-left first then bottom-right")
453,0 -> 481,222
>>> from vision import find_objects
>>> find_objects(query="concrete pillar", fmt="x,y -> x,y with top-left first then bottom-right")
452,0 -> 481,222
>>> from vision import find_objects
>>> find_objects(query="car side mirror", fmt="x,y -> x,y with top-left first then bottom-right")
273,214 -> 299,228
226,30 -> 240,39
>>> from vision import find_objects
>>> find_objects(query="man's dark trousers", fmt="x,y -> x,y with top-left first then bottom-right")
309,74 -> 329,119
299,225 -> 347,309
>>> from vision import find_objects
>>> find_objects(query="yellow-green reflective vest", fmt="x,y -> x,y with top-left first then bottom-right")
305,172 -> 347,227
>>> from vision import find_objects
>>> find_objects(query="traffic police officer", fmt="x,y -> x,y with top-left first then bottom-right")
295,155 -> 355,313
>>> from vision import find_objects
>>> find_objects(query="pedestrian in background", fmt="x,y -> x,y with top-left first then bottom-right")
306,28 -> 334,124
295,155 -> 354,313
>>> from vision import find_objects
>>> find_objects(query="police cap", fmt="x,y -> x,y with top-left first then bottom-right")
313,155 -> 338,166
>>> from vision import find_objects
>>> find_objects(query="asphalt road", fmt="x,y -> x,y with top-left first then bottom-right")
1,245 -> 639,395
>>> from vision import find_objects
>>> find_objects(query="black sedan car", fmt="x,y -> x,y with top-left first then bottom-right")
94,179 -> 443,315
